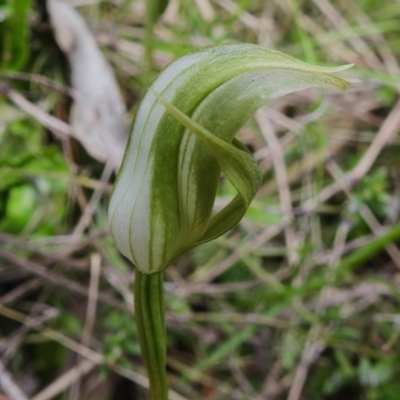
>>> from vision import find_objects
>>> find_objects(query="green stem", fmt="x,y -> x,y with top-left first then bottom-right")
134,270 -> 168,400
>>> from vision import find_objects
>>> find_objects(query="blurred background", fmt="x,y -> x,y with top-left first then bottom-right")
1,0 -> 400,399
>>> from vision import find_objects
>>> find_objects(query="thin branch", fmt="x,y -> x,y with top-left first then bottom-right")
0,360 -> 28,400
31,360 -> 96,400
287,328 -> 325,400
256,109 -> 298,265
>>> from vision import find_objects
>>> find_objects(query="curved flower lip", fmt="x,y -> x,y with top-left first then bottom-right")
108,44 -> 352,274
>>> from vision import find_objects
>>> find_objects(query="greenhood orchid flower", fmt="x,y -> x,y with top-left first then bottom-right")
108,44 -> 352,400
108,44 -> 351,275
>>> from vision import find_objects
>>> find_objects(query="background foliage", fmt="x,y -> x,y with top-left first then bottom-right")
1,0 -> 400,399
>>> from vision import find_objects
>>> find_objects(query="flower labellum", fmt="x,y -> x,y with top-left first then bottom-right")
108,44 -> 351,274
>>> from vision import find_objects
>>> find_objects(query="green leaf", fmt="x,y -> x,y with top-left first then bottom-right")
0,0 -> 32,70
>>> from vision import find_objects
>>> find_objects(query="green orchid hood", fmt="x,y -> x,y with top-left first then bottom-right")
108,44 -> 351,273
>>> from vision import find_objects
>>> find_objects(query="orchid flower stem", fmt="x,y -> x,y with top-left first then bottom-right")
134,270 -> 168,400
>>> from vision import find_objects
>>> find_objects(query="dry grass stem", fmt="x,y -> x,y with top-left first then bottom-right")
0,360 -> 28,400
256,109 -> 298,265
31,360 -> 96,400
